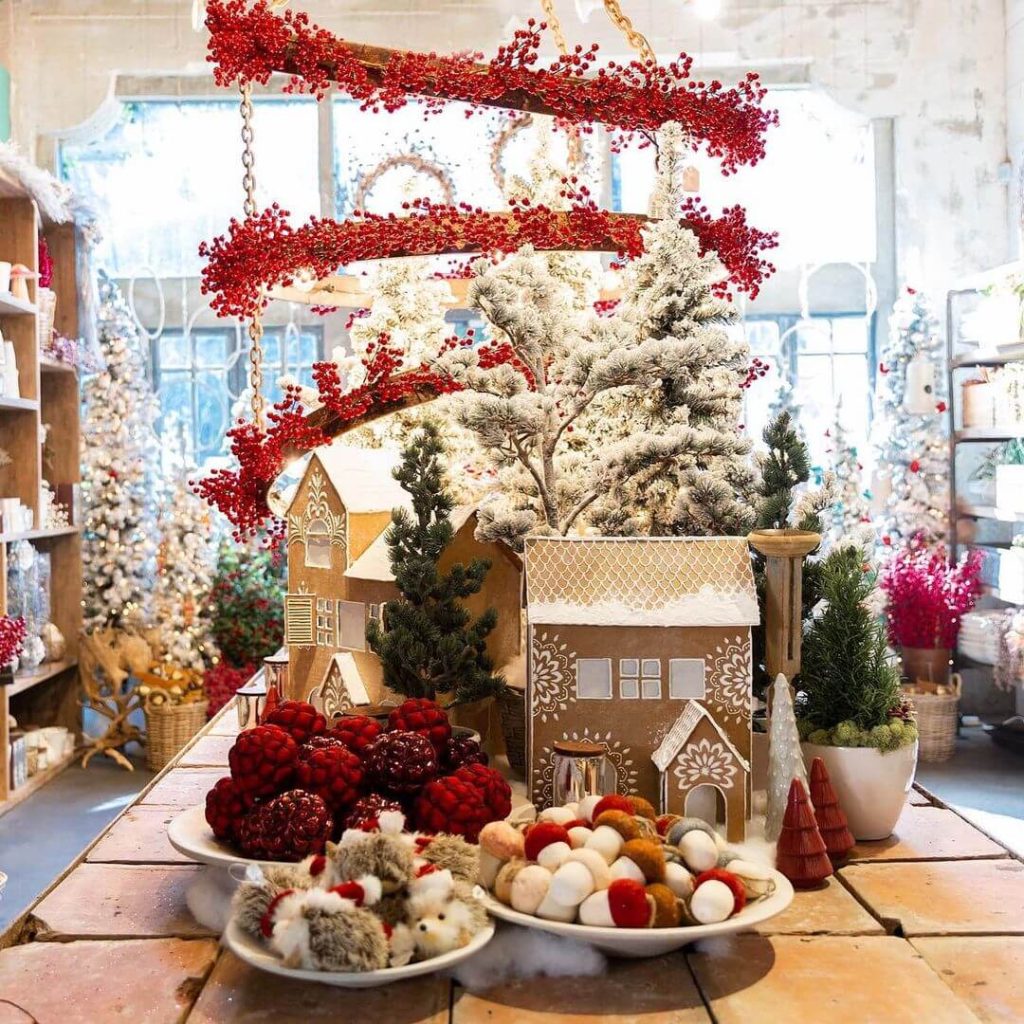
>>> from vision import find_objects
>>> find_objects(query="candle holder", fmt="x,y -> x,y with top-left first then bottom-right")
263,647 -> 289,698
235,675 -> 268,732
551,739 -> 614,806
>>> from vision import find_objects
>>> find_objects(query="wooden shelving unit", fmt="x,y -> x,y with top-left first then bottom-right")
0,185 -> 84,808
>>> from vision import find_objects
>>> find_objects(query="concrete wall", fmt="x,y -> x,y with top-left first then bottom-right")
2,0 -> 1013,290
1008,0 -> 1024,257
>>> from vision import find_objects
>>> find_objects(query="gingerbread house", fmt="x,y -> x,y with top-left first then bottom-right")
524,536 -> 759,841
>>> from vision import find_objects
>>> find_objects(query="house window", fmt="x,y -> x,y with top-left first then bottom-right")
576,659 -> 613,700
620,658 -> 662,700
338,601 -> 367,652
305,519 -> 332,569
315,598 -> 336,647
368,603 -> 385,629
284,593 -> 314,646
669,659 -> 707,700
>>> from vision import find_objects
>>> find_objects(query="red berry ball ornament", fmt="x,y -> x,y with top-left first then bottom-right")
236,789 -> 333,862
295,743 -> 364,811
228,724 -> 299,805
302,734 -> 347,754
263,700 -> 327,744
387,698 -> 452,754
329,715 -> 383,758
343,793 -> 404,831
413,774 -> 492,842
365,731 -> 438,794
205,777 -> 246,841
442,734 -> 488,771
455,763 -> 512,821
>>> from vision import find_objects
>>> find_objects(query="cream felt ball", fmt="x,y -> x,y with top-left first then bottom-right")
690,879 -> 734,924
538,806 -> 577,826
537,841 -> 572,872
478,849 -> 506,889
678,830 -> 718,873
566,848 -> 611,891
609,856 -> 646,884
479,821 -> 525,861
664,861 -> 695,899
577,795 -> 604,823
535,890 -> 578,923
494,860 -> 527,905
584,825 -> 624,863
578,890 -> 614,927
567,826 -> 593,849
549,860 -> 595,907
511,864 -> 553,915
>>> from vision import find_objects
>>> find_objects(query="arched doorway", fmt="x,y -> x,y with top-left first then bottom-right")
685,784 -> 727,835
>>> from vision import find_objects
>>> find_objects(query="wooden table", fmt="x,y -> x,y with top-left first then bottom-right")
2,710 -> 1022,1024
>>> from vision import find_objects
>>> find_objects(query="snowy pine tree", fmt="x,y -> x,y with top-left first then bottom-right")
871,288 -> 948,548
826,401 -> 871,542
81,274 -> 160,630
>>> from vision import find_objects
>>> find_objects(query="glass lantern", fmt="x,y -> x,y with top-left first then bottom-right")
235,675 -> 267,732
550,739 -> 615,806
263,647 -> 289,699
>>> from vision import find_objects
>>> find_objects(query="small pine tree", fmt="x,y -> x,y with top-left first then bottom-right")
756,412 -> 826,532
367,422 -> 506,705
775,778 -> 833,889
809,757 -> 855,865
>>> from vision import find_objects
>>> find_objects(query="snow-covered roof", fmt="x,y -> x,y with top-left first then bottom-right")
307,443 -> 410,515
651,703 -> 751,774
327,652 -> 371,706
345,505 -> 478,582
524,536 -> 759,627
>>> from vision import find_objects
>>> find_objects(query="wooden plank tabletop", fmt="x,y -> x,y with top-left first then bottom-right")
2,709 -> 1022,1024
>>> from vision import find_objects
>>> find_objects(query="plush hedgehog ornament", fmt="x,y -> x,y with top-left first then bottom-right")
405,868 -> 488,959
328,811 -> 416,893
232,863 -> 313,940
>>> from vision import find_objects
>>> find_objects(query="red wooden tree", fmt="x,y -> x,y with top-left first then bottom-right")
775,777 -> 833,889
809,757 -> 855,866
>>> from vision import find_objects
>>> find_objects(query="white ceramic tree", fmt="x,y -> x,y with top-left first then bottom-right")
765,672 -> 811,841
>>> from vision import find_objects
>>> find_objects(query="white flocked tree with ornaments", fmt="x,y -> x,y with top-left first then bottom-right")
436,122 -> 758,547
765,672 -> 811,842
825,400 -> 872,543
871,287 -> 949,550
81,274 -> 160,630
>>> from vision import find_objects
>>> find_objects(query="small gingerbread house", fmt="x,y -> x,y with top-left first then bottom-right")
524,536 -> 759,841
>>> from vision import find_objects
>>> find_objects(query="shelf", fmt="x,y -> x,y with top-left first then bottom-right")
0,291 -> 36,316
39,357 -> 77,376
956,504 -> 1024,523
3,659 -> 78,698
952,353 -> 1024,369
0,395 -> 38,412
0,749 -> 77,819
0,525 -> 79,544
954,427 -> 1024,442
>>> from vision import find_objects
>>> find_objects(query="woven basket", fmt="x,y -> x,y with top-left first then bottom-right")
497,684 -> 527,778
144,700 -> 208,772
905,675 -> 960,764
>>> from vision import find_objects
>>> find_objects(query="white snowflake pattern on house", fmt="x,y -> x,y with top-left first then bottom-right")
531,632 -> 576,723
708,635 -> 752,726
673,738 -> 739,790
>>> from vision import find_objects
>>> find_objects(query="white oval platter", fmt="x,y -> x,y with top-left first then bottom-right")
225,917 -> 496,988
168,802 -> 295,871
481,869 -> 794,957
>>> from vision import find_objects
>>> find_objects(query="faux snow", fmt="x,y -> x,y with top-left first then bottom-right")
528,591 -> 760,628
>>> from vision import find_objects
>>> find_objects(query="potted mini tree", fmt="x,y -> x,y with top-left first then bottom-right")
799,546 -> 919,840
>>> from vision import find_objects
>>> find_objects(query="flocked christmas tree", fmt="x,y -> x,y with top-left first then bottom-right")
81,273 -> 160,630
367,421 -> 505,705
438,122 -> 756,546
765,672 -> 811,841
825,400 -> 871,542
871,287 -> 948,548
775,777 -> 833,889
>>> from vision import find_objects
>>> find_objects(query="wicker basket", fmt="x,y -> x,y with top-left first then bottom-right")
144,700 -> 208,772
905,675 -> 960,764
497,683 -> 527,778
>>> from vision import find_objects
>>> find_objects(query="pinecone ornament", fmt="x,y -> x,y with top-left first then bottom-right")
387,698 -> 452,754
303,734 -> 347,754
414,775 -> 492,842
205,777 -> 246,841
365,731 -> 438,794
343,793 -> 404,831
329,715 -> 384,758
237,789 -> 333,862
228,724 -> 299,805
442,734 -> 488,772
295,743 -> 364,811
455,762 -> 511,820
263,700 -> 327,744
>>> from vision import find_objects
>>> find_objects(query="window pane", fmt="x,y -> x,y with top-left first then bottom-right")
831,316 -> 869,353
795,320 -> 832,356
195,370 -> 231,463
196,332 -> 229,368
159,332 -> 189,369
156,372 -> 191,433
576,659 -> 613,700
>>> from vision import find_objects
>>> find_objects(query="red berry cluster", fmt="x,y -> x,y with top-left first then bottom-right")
205,2 -> 777,173
204,697 -> 507,859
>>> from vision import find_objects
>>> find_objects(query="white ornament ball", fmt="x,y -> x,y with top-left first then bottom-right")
679,830 -> 718,873
510,865 -> 552,915
538,806 -> 577,826
578,795 -> 604,823
585,825 -> 624,864
567,825 -> 593,849
535,891 -> 578,923
549,860 -> 596,907
537,841 -> 572,872
664,861 -> 695,899
566,848 -> 611,891
609,856 -> 646,884
690,879 -> 735,924
578,890 -> 615,927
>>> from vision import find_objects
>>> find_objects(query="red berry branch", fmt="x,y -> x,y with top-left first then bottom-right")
205,0 -> 777,173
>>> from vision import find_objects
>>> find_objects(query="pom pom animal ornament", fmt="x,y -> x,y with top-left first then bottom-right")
405,867 -> 490,958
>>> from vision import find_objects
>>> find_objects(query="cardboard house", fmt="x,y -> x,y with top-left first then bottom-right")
284,442 -> 523,715
524,536 -> 759,842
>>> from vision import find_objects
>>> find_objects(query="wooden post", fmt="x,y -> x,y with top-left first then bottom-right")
747,529 -> 820,679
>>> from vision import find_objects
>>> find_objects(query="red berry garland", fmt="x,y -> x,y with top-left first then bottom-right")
228,724 -> 299,804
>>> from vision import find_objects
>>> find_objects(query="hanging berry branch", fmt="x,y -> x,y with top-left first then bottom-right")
205,0 -> 778,174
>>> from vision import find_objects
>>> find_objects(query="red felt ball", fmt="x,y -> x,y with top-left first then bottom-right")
607,878 -> 652,928
592,794 -> 634,820
454,763 -> 512,821
228,724 -> 299,805
563,818 -> 589,831
205,776 -> 246,842
694,868 -> 747,915
413,775 -> 492,842
329,715 -> 383,758
387,698 -> 451,754
263,700 -> 327,744
524,821 -> 571,862
295,743 -> 364,811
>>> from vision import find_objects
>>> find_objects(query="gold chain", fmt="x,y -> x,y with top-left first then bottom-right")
602,0 -> 656,63
238,82 -> 265,427
539,0 -> 569,56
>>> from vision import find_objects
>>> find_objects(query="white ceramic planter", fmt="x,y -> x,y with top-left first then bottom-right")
996,464 -> 1024,514
801,741 -> 918,841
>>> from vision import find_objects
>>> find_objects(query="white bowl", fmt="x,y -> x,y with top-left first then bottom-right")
168,803 -> 298,871
481,869 -> 794,958
224,917 -> 495,988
